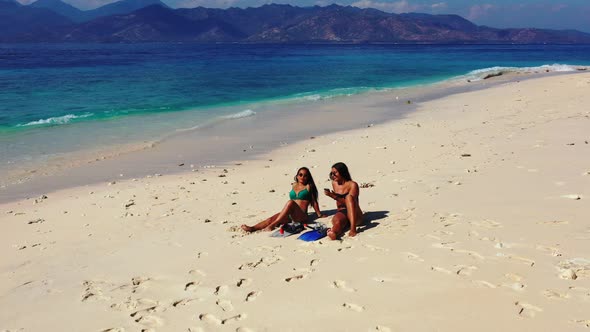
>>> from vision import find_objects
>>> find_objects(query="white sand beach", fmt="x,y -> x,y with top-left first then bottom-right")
1,72 -> 589,331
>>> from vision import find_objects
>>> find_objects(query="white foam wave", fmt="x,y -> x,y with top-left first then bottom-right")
293,88 -> 365,102
18,113 -> 93,127
464,64 -> 586,81
303,94 -> 322,101
222,109 -> 256,119
175,124 -> 200,132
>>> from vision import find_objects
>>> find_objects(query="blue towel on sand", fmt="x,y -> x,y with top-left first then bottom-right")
298,228 -> 328,241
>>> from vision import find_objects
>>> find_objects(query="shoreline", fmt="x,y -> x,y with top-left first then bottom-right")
1,72 -> 589,331
1,69 -> 584,203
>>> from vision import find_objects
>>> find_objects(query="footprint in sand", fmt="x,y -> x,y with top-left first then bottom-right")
535,245 -> 562,257
185,281 -> 201,291
537,220 -> 569,226
342,302 -> 365,312
568,286 -> 590,300
337,245 -> 354,252
130,305 -> 164,318
214,285 -> 229,296
236,278 -> 252,287
497,253 -> 535,267
236,327 -> 256,332
221,314 -> 246,324
285,275 -> 307,282
238,256 -> 283,270
471,219 -> 503,229
216,299 -> 234,312
502,274 -> 526,291
404,252 -> 425,262
111,297 -> 157,311
431,266 -> 452,274
503,282 -> 526,292
559,258 -> 590,279
133,314 -> 164,327
455,265 -> 478,276
514,301 -> 542,318
573,320 -> 590,328
472,280 -> 497,289
199,313 -> 222,325
172,298 -> 198,307
245,291 -> 260,302
543,289 -> 570,300
454,249 -> 485,260
431,242 -> 455,250
188,269 -> 206,277
332,280 -> 356,292
310,259 -> 321,267
561,194 -> 582,200
187,327 -> 205,332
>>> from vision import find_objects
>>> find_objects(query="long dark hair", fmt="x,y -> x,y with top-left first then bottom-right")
330,162 -> 352,181
294,167 -> 319,203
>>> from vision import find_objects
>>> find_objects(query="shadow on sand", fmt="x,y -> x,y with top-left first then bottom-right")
358,210 -> 389,233
308,209 -> 389,234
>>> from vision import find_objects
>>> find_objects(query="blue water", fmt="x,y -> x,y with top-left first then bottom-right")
1,42 -> 590,178
2,43 -> 590,132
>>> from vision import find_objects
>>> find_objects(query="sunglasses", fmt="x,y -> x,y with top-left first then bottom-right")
297,173 -> 309,177
330,171 -> 337,176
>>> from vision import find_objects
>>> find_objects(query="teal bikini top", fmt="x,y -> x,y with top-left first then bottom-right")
289,187 -> 311,201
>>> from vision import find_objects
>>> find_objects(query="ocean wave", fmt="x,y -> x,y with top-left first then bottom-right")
290,87 -> 370,102
174,109 -> 256,133
221,109 -> 257,119
17,113 -> 94,127
463,64 -> 587,81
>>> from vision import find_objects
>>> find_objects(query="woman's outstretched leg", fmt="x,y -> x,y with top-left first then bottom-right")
241,200 -> 307,232
264,200 -> 306,231
241,213 -> 279,232
344,195 -> 362,237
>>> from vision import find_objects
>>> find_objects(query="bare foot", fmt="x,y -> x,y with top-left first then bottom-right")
348,230 -> 358,237
327,229 -> 337,240
241,225 -> 255,232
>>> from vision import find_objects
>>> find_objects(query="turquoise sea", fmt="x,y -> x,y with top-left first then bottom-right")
1,43 -> 590,179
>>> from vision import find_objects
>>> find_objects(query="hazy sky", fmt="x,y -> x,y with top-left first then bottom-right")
22,0 -> 590,32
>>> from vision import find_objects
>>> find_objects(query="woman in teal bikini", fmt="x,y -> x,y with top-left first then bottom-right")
241,167 -> 325,232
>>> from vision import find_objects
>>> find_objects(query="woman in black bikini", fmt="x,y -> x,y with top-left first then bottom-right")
241,167 -> 325,232
324,162 -> 363,239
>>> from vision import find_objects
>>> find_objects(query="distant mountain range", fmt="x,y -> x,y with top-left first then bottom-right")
2,1 -> 590,43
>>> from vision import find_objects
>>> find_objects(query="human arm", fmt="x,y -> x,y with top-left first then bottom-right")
312,198 -> 326,218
